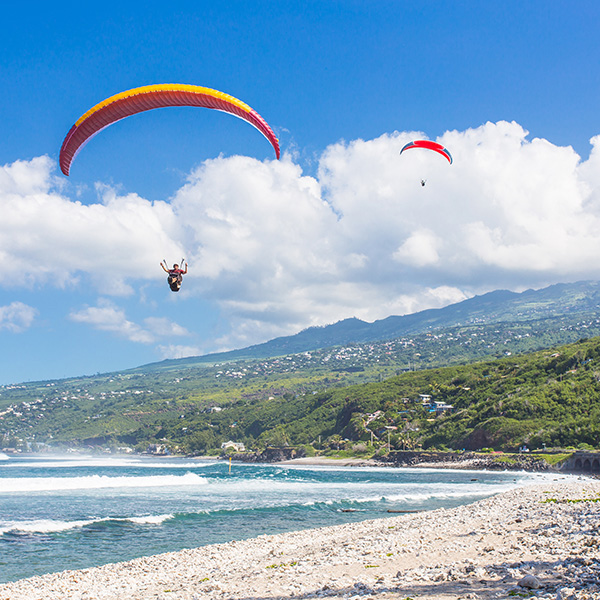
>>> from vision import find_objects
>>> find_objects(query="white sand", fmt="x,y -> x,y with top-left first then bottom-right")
1,479 -> 599,600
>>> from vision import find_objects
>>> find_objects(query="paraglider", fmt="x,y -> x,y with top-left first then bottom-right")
400,140 -> 453,164
400,140 -> 452,187
59,84 -> 280,175
161,260 -> 187,292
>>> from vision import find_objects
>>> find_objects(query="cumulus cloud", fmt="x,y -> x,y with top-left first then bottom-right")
0,157 -> 183,292
143,317 -> 190,337
0,302 -> 37,333
69,300 -> 155,343
393,229 -> 441,267
317,122 -> 600,284
69,299 -> 188,345
169,122 -> 600,348
3,120 -> 600,352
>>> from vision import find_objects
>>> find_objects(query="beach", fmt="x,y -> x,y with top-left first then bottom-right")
1,478 -> 598,600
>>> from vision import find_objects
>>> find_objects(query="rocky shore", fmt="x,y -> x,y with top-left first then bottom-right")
229,447 -> 564,472
378,450 -> 557,471
2,479 -> 599,600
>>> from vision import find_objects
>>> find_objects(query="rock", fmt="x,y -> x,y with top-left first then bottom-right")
518,574 -> 542,589
556,587 -> 577,599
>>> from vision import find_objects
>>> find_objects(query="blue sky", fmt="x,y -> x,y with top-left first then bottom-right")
1,1 -> 599,384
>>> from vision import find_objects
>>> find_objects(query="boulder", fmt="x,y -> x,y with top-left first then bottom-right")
518,574 -> 541,589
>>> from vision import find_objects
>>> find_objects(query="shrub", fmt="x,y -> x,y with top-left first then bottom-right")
352,443 -> 369,455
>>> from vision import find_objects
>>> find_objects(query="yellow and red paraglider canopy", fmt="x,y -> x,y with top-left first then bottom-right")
60,84 -> 280,176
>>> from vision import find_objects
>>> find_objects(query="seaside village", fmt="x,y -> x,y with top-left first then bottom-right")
217,395 -> 454,457
0,389 -> 453,456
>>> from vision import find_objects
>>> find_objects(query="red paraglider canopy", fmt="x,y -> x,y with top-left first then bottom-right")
400,140 -> 452,164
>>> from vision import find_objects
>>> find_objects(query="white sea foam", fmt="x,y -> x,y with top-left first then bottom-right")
0,518 -> 103,535
207,476 -> 501,495
0,472 -> 208,493
110,513 -> 175,525
1,458 -> 210,469
125,514 -> 174,525
0,513 -> 175,535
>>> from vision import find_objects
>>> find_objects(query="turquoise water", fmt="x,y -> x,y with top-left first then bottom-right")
0,453 -> 561,583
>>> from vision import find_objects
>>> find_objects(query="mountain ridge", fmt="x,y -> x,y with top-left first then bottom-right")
132,280 -> 600,373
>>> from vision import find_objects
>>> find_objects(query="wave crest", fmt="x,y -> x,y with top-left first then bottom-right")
0,472 -> 208,493
0,513 -> 175,535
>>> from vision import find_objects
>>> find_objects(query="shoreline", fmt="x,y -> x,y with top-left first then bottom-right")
223,453 -> 577,473
2,479 -> 599,600
271,455 -> 574,472
274,456 -> 379,467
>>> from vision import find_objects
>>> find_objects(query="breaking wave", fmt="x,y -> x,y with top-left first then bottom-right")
0,472 -> 208,493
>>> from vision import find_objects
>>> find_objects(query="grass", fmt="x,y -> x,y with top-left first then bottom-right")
266,562 -> 298,569
542,496 -> 600,504
478,452 -> 571,466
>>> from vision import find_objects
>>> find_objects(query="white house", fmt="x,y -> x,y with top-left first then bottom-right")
221,441 -> 245,452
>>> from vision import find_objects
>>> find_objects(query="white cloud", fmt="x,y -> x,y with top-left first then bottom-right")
394,229 -> 441,267
0,157 -> 183,292
69,299 -> 155,344
69,300 -> 190,346
156,344 -> 203,359
172,156 -> 336,281
170,121 -> 600,348
3,120 -> 600,353
0,302 -> 37,333
143,317 -> 190,337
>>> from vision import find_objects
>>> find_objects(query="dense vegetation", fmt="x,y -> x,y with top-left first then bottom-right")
2,333 -> 600,455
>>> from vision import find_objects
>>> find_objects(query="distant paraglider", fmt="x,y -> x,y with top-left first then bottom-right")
400,140 -> 453,164
59,84 -> 280,176
400,140 -> 452,187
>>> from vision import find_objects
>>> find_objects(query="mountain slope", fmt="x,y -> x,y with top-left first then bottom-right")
135,280 -> 600,373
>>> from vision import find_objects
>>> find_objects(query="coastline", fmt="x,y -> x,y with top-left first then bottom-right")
271,455 -> 549,469
274,456 -> 379,467
1,479 -> 598,600
227,452 -> 572,473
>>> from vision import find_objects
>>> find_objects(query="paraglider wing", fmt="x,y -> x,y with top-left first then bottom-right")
59,84 -> 280,175
400,140 -> 452,164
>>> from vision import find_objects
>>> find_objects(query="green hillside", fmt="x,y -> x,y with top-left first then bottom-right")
182,336 -> 600,454
2,333 -> 600,454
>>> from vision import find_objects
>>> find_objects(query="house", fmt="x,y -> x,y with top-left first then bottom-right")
221,441 -> 245,452
146,444 -> 170,455
417,395 -> 453,414
433,401 -> 454,414
365,410 -> 385,425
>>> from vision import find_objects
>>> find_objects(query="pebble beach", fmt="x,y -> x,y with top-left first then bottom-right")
1,478 -> 598,600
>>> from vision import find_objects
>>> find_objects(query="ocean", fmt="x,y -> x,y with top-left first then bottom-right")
0,453 -> 565,583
